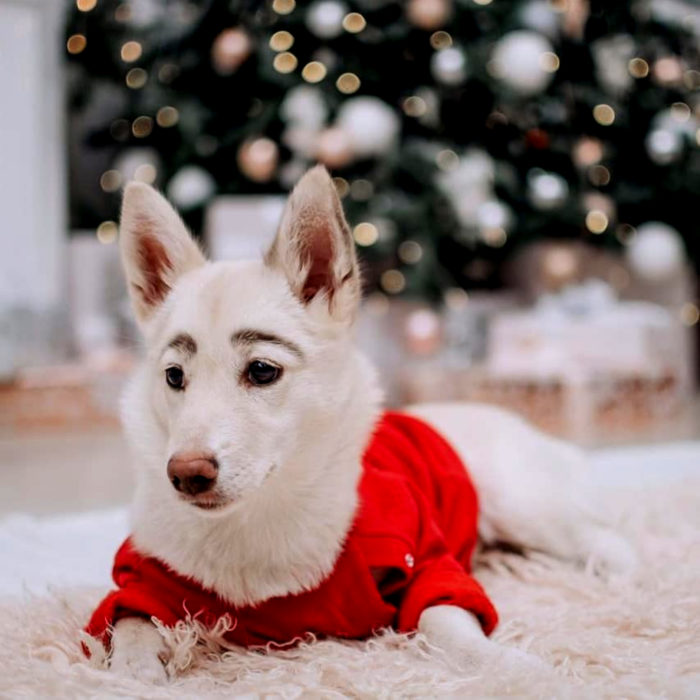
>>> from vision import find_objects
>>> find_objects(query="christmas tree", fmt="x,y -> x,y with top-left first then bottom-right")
65,0 -> 699,301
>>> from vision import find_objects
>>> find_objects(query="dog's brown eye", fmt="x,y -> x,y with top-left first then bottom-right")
247,361 -> 281,386
165,366 -> 185,390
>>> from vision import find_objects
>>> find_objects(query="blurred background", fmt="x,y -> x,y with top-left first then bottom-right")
1,0 -> 698,515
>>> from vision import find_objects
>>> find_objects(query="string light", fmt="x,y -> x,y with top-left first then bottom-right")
540,52 -> 560,72
269,31 -> 294,52
381,269 -> 406,294
76,0 -> 97,11
398,240 -> 423,264
593,104 -> 615,126
158,63 -> 179,83
444,287 -> 469,310
333,177 -> 350,198
272,0 -> 295,14
403,96 -> 427,117
588,165 -> 611,186
350,179 -> 373,200
573,137 -> 604,166
353,222 -> 378,246
628,57 -> 649,78
680,303 -> 699,327
273,52 -> 297,73
482,227 -> 507,247
156,106 -> 179,128
336,73 -> 360,94
615,223 -> 636,244
365,292 -> 390,315
671,102 -> 691,122
99,170 -> 122,193
585,209 -> 608,234
683,69 -> 700,90
436,149 -> 459,171
110,119 -> 130,141
125,67 -> 147,89
120,41 -> 142,63
96,221 -> 118,244
301,61 -> 327,83
343,12 -> 366,33
66,34 -> 87,54
430,31 -> 452,50
131,116 -> 153,138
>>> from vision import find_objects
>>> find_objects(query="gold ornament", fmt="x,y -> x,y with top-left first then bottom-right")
406,0 -> 452,30
237,138 -> 279,183
211,28 -> 252,75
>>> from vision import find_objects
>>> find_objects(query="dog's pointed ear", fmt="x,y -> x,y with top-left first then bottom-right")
265,165 -> 360,320
119,182 -> 206,324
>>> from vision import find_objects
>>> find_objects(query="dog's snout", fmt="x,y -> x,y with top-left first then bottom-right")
167,452 -> 219,496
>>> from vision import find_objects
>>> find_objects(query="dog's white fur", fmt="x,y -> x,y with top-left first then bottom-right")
109,166 -> 635,681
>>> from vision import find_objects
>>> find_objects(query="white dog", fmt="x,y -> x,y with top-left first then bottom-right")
91,166 -> 635,682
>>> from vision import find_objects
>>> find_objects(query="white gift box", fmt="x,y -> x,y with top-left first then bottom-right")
204,195 -> 286,261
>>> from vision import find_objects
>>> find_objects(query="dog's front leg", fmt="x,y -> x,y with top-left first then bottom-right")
109,617 -> 168,683
418,605 -> 544,672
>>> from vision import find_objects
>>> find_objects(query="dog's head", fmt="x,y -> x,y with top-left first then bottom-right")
119,166 -> 372,516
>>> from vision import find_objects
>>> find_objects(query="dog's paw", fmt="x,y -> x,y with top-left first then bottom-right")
461,638 -> 549,676
109,618 -> 169,684
110,647 -> 168,684
581,525 -> 639,576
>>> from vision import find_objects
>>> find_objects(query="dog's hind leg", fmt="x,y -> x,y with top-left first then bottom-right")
408,402 -> 638,575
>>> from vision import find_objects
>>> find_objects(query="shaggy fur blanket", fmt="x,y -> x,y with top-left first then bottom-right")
1,476 -> 699,698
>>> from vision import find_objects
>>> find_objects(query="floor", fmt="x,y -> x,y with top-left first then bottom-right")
2,420 -> 700,517
0,428 -> 133,516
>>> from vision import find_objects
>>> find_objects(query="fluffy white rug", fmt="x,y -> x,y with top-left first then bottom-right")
1,455 -> 699,697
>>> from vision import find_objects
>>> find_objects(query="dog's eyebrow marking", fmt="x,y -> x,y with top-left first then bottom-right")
167,333 -> 197,356
231,329 -> 304,359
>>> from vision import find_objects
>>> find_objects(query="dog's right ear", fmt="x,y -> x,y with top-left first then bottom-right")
119,182 -> 206,325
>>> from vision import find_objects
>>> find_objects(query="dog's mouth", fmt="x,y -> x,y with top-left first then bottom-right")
179,495 -> 232,512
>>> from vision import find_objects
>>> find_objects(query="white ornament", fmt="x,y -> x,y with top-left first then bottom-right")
280,86 -> 328,129
626,222 -> 685,282
306,0 -> 347,39
431,47 -> 468,86
592,34 -> 635,95
437,149 -> 494,228
476,200 -> 513,232
336,97 -> 400,158
652,106 -> 698,138
126,0 -> 163,28
167,165 -> 216,209
527,170 -> 568,210
491,30 -> 555,95
645,129 -> 684,165
519,0 -> 560,38
113,147 -> 161,183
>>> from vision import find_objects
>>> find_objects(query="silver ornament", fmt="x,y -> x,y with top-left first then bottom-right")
527,170 -> 569,210
306,1 -> 347,39
431,47 -> 468,86
646,129 -> 684,165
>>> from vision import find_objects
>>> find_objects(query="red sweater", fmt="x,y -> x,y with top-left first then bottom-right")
86,412 -> 498,648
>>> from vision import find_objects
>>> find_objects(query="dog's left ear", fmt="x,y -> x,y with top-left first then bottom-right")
265,165 -> 360,320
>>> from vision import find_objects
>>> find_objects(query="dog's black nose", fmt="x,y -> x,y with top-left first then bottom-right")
167,452 -> 218,496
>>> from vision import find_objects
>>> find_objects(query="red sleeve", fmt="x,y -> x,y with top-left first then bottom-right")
396,487 -> 498,636
84,539 -> 183,649
397,550 -> 498,635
